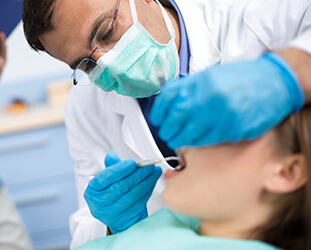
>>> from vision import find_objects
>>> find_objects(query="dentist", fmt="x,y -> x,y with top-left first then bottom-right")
22,0 -> 311,248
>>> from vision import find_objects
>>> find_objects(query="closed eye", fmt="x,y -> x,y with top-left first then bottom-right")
102,27 -> 113,40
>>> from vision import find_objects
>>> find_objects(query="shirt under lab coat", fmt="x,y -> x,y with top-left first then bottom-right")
66,0 -> 311,248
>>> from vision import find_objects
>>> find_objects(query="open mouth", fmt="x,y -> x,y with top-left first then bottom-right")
174,150 -> 186,171
163,150 -> 187,180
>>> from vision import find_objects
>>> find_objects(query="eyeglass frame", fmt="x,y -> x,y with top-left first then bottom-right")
71,0 -> 122,85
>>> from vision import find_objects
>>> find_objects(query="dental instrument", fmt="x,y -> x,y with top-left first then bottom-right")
75,156 -> 182,179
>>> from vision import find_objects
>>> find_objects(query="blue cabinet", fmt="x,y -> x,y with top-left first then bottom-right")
0,124 -> 78,250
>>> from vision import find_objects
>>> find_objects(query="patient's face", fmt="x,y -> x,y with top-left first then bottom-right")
163,132 -> 277,224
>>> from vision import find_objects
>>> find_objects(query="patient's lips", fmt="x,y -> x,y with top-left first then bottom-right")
164,169 -> 180,179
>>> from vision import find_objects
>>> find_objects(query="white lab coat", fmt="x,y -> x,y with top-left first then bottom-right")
66,0 -> 311,248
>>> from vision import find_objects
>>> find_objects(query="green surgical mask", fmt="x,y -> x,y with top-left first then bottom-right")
88,0 -> 179,98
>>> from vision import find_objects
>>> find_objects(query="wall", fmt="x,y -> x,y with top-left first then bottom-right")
1,21 -> 72,85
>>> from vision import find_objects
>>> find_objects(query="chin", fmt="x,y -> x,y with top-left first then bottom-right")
162,188 -> 188,214
162,187 -> 177,208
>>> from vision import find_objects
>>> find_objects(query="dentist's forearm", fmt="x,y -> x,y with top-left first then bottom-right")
277,48 -> 311,104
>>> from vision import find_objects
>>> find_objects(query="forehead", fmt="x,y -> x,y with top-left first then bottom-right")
39,0 -> 115,66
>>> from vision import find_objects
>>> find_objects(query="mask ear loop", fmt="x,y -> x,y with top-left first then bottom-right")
129,0 -> 138,23
154,0 -> 176,38
129,0 -> 175,39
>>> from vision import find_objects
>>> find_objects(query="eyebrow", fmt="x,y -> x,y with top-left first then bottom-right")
69,11 -> 113,70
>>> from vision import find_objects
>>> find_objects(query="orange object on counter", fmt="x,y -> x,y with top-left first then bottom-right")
4,99 -> 27,114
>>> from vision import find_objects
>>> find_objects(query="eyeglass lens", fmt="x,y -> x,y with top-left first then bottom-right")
71,58 -> 97,85
73,19 -> 124,85
72,0 -> 124,85
92,18 -> 123,51
78,58 -> 97,74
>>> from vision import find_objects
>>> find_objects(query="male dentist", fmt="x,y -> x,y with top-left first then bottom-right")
22,0 -> 311,248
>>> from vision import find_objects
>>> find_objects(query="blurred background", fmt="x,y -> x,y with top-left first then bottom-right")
0,2 -> 79,249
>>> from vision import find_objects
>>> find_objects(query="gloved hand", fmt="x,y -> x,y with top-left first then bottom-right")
150,53 -> 304,149
84,152 -> 162,234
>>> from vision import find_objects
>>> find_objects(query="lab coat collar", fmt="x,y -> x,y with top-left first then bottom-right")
105,91 -> 164,161
173,0 -> 222,73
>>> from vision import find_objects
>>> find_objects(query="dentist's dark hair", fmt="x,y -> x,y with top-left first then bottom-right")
22,0 -> 56,52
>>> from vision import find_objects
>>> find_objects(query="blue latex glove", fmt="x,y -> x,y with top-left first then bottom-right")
150,53 -> 304,149
84,152 -> 162,234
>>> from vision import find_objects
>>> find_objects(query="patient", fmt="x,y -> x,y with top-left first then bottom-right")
75,106 -> 311,250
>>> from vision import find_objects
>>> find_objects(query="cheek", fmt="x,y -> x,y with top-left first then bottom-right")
163,158 -> 263,218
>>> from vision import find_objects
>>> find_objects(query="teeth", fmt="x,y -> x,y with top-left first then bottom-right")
174,164 -> 185,171
173,149 -> 187,171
